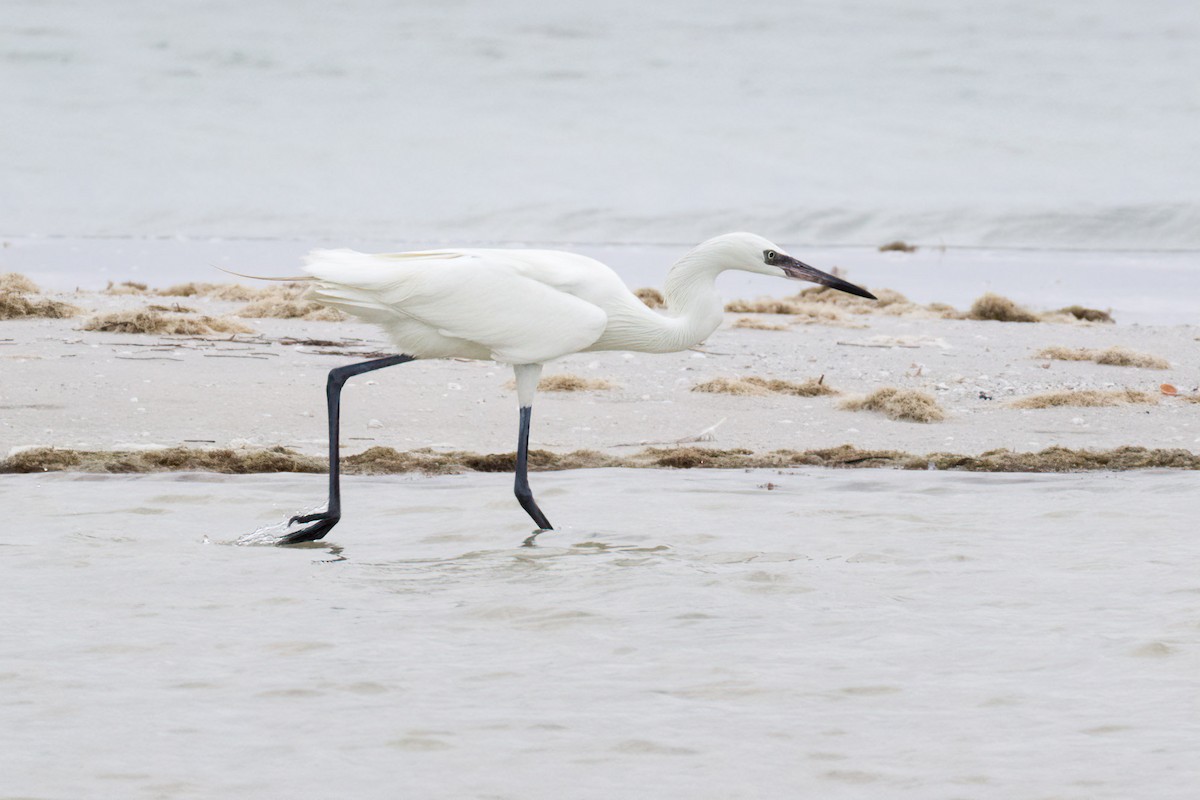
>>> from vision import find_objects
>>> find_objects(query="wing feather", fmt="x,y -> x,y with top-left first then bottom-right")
303,249 -> 609,364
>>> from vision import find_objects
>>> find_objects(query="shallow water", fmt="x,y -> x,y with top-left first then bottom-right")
5,468 -> 1199,798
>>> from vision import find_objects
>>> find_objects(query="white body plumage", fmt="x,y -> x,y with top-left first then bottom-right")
301,232 -> 820,366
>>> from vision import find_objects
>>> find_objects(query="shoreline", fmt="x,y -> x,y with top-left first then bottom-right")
6,236 -> 1200,326
5,442 -> 1200,476
3,265 -> 1198,468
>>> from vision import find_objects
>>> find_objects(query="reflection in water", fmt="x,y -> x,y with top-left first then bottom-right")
314,544 -> 346,564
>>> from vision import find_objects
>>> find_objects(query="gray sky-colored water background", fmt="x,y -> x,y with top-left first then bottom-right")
4,0 -> 1199,248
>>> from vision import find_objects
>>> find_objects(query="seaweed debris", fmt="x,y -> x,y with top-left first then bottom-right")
732,317 -> 791,331
967,293 -> 1039,323
0,273 -> 40,294
692,376 -> 836,397
0,293 -> 79,320
1010,388 -> 1158,408
235,299 -> 345,321
1036,346 -> 1169,369
538,374 -> 616,391
634,287 -> 665,308
6,443 -> 1197,475
878,241 -> 918,252
840,387 -> 946,422
81,310 -> 253,335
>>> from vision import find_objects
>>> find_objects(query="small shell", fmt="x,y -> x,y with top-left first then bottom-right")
1160,383 -> 1178,396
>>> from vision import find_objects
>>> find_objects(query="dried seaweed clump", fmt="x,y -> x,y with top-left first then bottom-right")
791,306 -> 854,325
692,376 -> 771,396
692,375 -> 836,397
0,270 -> 79,319
725,286 -> 912,320
1010,388 -> 1158,409
647,447 -> 755,468
840,387 -> 946,422
0,272 -> 39,293
1094,347 -> 1170,369
346,446 -> 625,475
0,271 -> 80,320
158,282 -> 308,302
81,310 -> 253,335
1,445 -> 323,474
914,445 -> 1200,472
156,282 -> 220,298
878,241 -> 917,252
783,285 -> 957,321
0,293 -> 79,320
538,374 -> 615,392
342,446 -> 488,475
732,316 -> 790,331
103,281 -> 149,295
967,293 -> 1039,322
795,285 -> 907,309
1035,346 -> 1098,362
502,374 -> 617,392
6,442 -> 1198,476
725,297 -> 808,314
635,287 -> 665,308
1057,305 -> 1114,323
235,299 -> 344,321
1036,346 -> 1170,370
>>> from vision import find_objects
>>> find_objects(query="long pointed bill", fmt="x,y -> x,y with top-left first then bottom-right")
781,256 -> 877,300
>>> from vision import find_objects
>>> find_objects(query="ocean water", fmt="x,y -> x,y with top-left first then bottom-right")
3,0 -> 1198,248
4,468 -> 1199,798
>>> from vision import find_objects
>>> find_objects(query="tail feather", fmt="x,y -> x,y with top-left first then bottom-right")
213,265 -> 312,282
301,249 -> 416,288
306,282 -> 406,324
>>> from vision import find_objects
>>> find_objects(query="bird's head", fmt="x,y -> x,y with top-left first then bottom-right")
704,232 -> 877,300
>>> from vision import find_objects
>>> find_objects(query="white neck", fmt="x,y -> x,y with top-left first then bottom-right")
591,239 -> 760,355
602,248 -> 726,354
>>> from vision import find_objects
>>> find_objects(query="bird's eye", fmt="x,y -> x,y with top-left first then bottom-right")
764,250 -> 777,263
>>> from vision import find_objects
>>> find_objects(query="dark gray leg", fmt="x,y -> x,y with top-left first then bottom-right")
515,404 -> 552,530
511,363 -> 552,530
279,354 -> 416,544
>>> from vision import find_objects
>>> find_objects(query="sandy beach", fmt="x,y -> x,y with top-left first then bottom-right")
3,259 -> 1197,468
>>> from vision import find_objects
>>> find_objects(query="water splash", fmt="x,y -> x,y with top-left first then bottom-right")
235,504 -> 326,546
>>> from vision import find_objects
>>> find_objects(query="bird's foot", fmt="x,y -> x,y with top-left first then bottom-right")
278,510 -> 340,545
516,492 -> 553,531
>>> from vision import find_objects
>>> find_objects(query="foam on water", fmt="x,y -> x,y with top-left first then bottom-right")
4,469 -> 1198,798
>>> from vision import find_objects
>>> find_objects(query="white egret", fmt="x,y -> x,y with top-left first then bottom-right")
274,232 -> 874,544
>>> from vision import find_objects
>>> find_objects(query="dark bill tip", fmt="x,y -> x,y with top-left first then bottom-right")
781,257 -> 877,300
